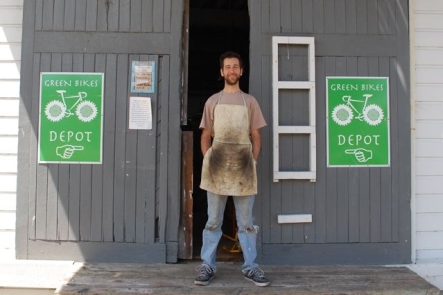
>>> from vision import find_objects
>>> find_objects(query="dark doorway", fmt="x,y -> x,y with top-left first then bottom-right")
185,0 -> 250,260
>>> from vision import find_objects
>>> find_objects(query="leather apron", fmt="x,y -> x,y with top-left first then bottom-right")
200,92 -> 257,196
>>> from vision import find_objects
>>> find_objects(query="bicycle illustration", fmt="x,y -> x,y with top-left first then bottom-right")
45,90 -> 98,123
332,94 -> 384,126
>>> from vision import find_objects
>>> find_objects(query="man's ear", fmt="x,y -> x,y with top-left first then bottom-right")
220,69 -> 224,77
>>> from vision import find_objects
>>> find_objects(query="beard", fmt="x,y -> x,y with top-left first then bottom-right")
224,74 -> 240,85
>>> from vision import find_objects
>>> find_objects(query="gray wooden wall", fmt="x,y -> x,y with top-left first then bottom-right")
249,0 -> 411,264
17,0 -> 183,263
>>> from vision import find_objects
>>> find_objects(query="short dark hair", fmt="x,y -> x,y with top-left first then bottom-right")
219,51 -> 243,69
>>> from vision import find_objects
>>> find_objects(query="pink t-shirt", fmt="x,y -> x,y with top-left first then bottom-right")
199,91 -> 267,136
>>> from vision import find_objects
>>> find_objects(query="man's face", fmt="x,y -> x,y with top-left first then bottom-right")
221,57 -> 243,86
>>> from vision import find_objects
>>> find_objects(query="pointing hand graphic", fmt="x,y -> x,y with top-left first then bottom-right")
56,145 -> 84,159
345,148 -> 373,163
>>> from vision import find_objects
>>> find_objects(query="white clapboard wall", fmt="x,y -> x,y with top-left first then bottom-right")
411,0 -> 443,290
0,0 -> 22,259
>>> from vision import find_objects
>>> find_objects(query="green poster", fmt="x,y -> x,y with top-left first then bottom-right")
326,77 -> 390,167
38,72 -> 104,164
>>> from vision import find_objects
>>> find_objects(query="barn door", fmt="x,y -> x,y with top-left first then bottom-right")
16,0 -> 184,263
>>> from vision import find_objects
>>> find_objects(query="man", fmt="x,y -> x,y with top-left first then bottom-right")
194,52 -> 270,287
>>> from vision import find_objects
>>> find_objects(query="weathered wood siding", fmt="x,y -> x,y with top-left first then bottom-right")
414,0 -> 443,264
16,0 -> 183,262
249,0 -> 411,264
0,0 -> 23,259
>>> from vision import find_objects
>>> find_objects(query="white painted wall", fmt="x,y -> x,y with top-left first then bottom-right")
409,0 -> 443,290
0,0 -> 22,260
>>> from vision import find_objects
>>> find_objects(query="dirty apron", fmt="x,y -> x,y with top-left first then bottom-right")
200,92 -> 257,196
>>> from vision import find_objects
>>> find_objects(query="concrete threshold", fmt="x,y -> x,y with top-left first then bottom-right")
55,261 -> 442,295
0,259 -> 77,294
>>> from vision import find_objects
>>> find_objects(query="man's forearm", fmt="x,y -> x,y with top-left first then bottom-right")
251,130 -> 261,162
201,130 -> 212,156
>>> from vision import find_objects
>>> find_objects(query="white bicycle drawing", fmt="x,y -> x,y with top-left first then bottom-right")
45,90 -> 98,123
332,94 -> 384,126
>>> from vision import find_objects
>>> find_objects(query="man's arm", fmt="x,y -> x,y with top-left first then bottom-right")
201,129 -> 212,156
251,129 -> 261,162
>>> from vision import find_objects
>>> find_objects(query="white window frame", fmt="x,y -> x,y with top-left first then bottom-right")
272,36 -> 316,182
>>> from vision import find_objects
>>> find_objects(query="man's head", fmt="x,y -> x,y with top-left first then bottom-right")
219,51 -> 243,69
219,51 -> 243,86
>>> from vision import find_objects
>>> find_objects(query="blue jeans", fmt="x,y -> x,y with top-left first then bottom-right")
200,191 -> 259,272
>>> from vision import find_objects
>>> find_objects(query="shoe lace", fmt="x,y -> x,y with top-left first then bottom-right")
248,267 -> 265,278
196,264 -> 213,276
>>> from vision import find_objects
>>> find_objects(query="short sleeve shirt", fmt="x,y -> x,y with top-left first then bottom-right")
199,91 -> 267,136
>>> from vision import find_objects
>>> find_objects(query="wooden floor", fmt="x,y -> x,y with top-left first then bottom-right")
55,262 -> 441,295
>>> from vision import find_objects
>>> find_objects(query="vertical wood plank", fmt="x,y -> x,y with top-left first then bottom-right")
281,179 -> 293,243
165,0 -> 184,259
163,0 -> 171,33
53,0 -> 65,31
324,0 -> 335,34
119,0 -> 130,32
91,54 -> 106,242
390,57 -> 399,243
97,0 -> 108,31
66,54 -> 84,242
259,55 -> 272,244
346,57 -> 360,242
335,56 -> 349,243
113,54 -> 129,242
356,0 -> 368,34
35,0 -> 43,31
78,54 -> 95,242
124,58 -> 138,243
141,0 -> 153,32
357,57 -> 370,243
35,54 -> 49,240
141,55 -> 157,244
17,1 -> 37,258
312,0 -> 323,33
158,55 -> 169,244
108,0 -> 120,32
378,57 -> 392,242
367,0 -> 378,34
378,0 -> 389,35
75,0 -> 87,31
102,54 -> 117,242
153,0 -> 163,32
47,166 -> 59,240
280,0 -> 291,33
42,0 -> 54,30
314,56 -> 326,243
269,0 -> 280,33
335,0 -> 346,34
325,56 -> 337,243
387,0 -> 396,35
130,0 -> 141,32
261,0 -> 270,33
345,0 -> 357,34
302,0 -> 314,33
86,0 -> 98,31
28,53 -> 42,242
291,0 -> 303,33
56,53 -> 72,241
64,0 -> 75,31
368,57 -> 381,243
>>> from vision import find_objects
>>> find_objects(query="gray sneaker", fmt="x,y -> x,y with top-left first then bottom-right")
194,264 -> 215,286
244,267 -> 270,287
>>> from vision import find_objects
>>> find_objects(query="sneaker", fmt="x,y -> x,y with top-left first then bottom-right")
244,267 -> 270,287
194,264 -> 215,286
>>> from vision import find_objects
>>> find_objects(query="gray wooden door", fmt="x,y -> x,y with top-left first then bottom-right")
249,0 -> 411,264
16,0 -> 184,263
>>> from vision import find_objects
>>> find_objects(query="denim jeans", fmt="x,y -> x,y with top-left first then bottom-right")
200,191 -> 259,272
